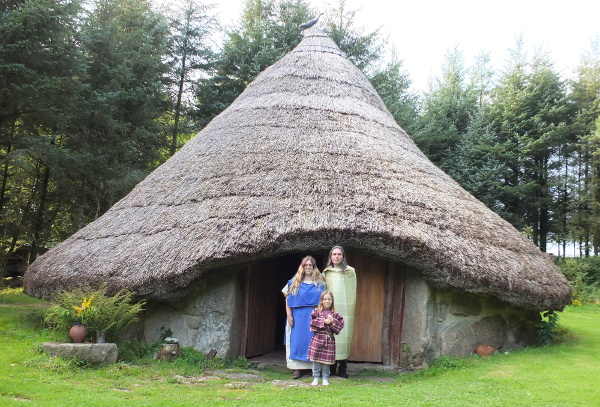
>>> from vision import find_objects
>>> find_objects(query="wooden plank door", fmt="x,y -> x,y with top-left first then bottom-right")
347,254 -> 387,362
243,261 -> 278,357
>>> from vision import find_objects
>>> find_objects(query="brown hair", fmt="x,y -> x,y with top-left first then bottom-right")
326,245 -> 348,271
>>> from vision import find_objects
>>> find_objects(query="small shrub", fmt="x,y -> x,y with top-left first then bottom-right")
558,257 -> 600,304
119,340 -> 161,362
177,347 -> 208,367
233,356 -> 254,369
430,356 -> 466,371
169,347 -> 253,372
158,326 -> 173,342
536,310 -> 559,345
24,353 -> 90,373
44,284 -> 145,342
24,308 -> 47,330
0,286 -> 23,296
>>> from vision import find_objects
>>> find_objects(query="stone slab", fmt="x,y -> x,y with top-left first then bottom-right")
41,342 -> 118,365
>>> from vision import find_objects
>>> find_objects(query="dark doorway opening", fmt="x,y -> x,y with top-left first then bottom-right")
243,253 -> 323,358
243,252 -> 406,365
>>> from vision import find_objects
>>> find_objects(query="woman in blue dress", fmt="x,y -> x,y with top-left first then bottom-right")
282,255 -> 326,379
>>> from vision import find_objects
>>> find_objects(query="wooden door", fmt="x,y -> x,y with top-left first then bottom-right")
347,254 -> 387,362
243,260 -> 279,357
242,255 -> 300,358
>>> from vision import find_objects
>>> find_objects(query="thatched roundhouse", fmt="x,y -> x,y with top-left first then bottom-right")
25,29 -> 571,365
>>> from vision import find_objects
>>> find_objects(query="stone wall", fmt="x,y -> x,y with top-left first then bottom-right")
143,269 -> 244,359
402,268 -> 539,364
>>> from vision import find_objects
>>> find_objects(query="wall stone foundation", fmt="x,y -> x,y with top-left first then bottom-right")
401,267 -> 540,364
143,269 -> 244,359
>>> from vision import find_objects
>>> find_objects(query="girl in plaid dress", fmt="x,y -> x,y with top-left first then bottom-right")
308,291 -> 344,386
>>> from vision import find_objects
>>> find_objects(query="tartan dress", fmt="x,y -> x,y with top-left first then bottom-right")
308,309 -> 344,365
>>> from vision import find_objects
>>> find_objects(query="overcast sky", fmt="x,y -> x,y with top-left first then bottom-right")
213,0 -> 600,92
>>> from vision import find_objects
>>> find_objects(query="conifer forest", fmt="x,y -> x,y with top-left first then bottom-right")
1,0 -> 599,280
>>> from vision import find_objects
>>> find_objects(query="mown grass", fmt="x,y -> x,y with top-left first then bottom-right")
1,288 -> 598,406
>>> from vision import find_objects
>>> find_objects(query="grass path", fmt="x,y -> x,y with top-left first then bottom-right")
1,291 -> 599,406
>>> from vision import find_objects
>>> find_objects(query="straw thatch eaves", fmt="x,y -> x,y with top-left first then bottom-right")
25,29 -> 571,312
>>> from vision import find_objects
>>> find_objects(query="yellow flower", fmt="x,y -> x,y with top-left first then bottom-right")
73,297 -> 94,319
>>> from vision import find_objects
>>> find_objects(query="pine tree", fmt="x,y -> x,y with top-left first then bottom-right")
369,48 -> 419,134
0,0 -> 86,266
569,39 -> 600,255
163,0 -> 218,156
412,47 -> 478,172
194,0 -> 312,126
490,40 -> 571,251
325,0 -> 384,73
72,0 -> 170,212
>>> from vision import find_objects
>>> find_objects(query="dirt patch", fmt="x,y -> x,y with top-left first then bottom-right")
271,379 -> 313,388
173,374 -> 222,385
207,370 -> 264,381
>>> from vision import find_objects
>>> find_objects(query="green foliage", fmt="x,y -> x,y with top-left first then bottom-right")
325,0 -> 385,73
489,43 -> 571,250
162,0 -> 218,155
0,286 -> 24,298
159,347 -> 255,373
429,355 -> 468,371
0,0 -> 175,268
0,0 -> 599,273
159,326 -> 174,342
567,41 -> 600,255
193,0 -> 312,126
536,310 -> 560,345
557,257 -> 600,303
369,49 -> 419,133
0,0 -> 88,266
118,340 -> 161,362
412,47 -> 479,172
44,284 -> 146,342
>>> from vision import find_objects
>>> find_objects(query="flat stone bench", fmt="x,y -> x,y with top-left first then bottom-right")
41,342 -> 118,365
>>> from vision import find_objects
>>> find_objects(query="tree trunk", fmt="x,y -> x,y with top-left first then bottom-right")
170,38 -> 188,157
30,164 -> 50,264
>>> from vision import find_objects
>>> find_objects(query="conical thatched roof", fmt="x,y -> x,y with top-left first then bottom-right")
25,29 -> 571,311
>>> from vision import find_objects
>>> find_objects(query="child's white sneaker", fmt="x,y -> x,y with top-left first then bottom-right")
311,378 -> 319,386
322,378 -> 329,386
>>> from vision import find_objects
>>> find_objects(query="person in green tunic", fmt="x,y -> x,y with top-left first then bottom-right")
322,245 -> 356,378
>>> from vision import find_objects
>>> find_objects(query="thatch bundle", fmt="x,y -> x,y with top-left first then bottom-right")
25,29 -> 571,311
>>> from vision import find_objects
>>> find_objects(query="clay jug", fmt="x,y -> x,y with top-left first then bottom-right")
69,321 -> 87,343
475,344 -> 495,357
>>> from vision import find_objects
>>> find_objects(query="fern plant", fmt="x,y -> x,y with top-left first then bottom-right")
44,284 -> 146,342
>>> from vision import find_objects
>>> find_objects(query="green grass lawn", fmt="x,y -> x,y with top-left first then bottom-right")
1,288 -> 599,406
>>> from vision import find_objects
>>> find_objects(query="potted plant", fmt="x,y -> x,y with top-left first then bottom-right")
44,284 -> 145,343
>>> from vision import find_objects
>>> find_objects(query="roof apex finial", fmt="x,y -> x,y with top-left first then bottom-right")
299,13 -> 324,31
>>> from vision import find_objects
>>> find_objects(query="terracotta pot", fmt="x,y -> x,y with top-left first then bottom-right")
69,322 -> 87,343
475,344 -> 495,357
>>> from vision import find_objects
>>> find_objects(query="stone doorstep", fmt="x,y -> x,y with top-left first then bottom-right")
41,342 -> 118,365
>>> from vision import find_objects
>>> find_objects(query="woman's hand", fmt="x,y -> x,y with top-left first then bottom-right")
325,315 -> 333,325
287,314 -> 294,326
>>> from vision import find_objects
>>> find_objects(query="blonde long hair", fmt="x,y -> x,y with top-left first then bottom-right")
289,255 -> 325,295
